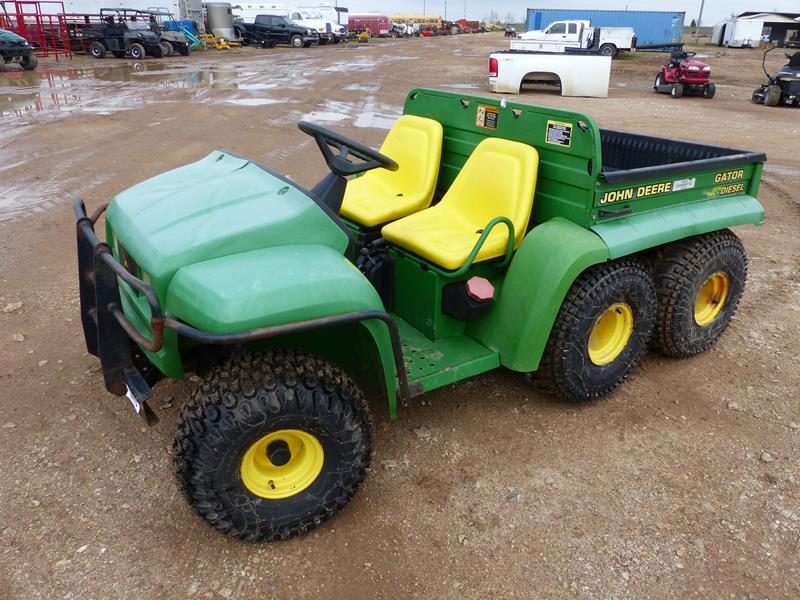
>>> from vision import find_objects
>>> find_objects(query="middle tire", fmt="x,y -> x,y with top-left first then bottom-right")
538,257 -> 656,402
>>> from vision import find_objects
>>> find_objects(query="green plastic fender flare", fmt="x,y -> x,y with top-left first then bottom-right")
468,218 -> 610,372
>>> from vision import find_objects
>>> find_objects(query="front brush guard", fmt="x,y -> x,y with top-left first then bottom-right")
74,200 -> 411,426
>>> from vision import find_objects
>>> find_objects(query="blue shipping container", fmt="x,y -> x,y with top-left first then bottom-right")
526,8 -> 685,49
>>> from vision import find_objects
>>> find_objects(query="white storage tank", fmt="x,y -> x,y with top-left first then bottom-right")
205,2 -> 235,39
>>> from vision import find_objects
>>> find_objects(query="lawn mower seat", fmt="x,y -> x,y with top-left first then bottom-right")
381,137 -> 538,271
340,115 -> 443,227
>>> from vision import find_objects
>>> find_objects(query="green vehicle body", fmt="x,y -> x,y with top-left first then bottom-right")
78,88 -> 765,421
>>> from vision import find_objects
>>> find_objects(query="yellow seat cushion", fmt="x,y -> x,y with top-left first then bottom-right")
340,115 -> 443,227
381,137 -> 539,271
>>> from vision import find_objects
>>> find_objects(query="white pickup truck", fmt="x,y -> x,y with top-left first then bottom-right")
488,51 -> 612,97
515,20 -> 635,57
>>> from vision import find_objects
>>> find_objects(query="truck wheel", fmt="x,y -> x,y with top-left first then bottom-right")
652,230 -> 746,358
290,35 -> 303,48
128,43 -> 145,60
671,83 -> 684,98
173,349 -> 373,541
537,258 -> 656,402
764,84 -> 781,107
599,44 -> 616,57
703,82 -> 716,99
89,41 -> 106,58
20,52 -> 37,70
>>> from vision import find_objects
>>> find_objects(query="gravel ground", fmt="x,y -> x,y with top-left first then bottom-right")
1,33 -> 799,599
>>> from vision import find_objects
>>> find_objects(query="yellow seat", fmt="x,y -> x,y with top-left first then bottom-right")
340,115 -> 444,227
381,138 -> 539,271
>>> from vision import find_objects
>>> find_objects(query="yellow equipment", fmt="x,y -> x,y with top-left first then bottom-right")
382,138 -> 539,270
341,115 -> 444,227
199,33 -> 231,50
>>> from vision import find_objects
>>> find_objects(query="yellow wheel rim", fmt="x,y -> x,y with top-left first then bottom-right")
694,272 -> 729,327
240,429 -> 324,500
588,303 -> 635,366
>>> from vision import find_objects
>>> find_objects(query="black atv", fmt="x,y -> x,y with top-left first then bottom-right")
82,9 -> 163,59
0,27 -> 37,70
752,46 -> 800,107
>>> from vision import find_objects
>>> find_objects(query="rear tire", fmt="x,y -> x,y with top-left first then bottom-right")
173,349 -> 373,541
671,83 -> 684,98
599,44 -> 616,57
128,43 -> 145,60
89,41 -> 106,58
653,230 -> 747,358
537,258 -> 656,402
765,84 -> 781,107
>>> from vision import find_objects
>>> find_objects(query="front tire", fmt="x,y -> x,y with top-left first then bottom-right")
128,43 -> 145,60
160,41 -> 173,56
173,349 -> 373,541
653,230 -> 747,358
654,73 -> 663,90
671,83 -> 684,98
20,52 -> 37,70
764,84 -> 781,107
537,258 -> 656,402
703,82 -> 716,99
290,35 -> 303,48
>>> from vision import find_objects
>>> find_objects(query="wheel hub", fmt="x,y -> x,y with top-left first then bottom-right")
240,429 -> 324,499
588,303 -> 634,366
694,272 -> 729,326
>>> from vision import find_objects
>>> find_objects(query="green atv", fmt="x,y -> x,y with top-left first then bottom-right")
75,88 -> 766,541
0,27 -> 38,70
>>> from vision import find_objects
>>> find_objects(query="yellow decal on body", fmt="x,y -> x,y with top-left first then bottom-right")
714,169 -> 745,183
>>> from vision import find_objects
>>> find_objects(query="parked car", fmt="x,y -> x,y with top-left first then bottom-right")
237,14 -> 319,48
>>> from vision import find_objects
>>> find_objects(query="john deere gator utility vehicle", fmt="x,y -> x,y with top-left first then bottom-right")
75,88 -> 766,541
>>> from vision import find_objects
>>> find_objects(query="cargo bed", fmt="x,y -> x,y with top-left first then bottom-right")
599,129 -> 767,184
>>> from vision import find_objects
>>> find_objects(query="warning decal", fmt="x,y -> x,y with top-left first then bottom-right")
545,120 -> 572,147
476,105 -> 499,130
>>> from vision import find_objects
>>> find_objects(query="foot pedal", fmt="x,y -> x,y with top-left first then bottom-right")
122,367 -> 159,426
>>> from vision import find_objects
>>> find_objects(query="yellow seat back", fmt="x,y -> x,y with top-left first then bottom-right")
340,115 -> 443,227
440,137 -> 538,249
381,137 -> 539,271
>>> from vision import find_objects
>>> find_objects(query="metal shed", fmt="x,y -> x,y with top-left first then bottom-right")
525,8 -> 684,50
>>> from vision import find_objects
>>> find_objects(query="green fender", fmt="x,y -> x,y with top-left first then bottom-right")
163,244 -> 401,416
591,195 -> 765,259
469,218 -> 610,372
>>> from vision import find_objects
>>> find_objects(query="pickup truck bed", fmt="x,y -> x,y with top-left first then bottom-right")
489,50 -> 611,96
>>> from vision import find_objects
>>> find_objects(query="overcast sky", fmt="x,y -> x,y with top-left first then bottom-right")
342,1 -> 799,26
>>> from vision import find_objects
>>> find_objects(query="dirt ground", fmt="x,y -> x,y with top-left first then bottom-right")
1,33 -> 799,599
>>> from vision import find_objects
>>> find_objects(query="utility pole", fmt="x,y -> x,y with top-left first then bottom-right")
694,0 -> 705,44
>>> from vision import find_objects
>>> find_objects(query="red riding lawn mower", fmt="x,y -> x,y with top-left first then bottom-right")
654,50 -> 715,99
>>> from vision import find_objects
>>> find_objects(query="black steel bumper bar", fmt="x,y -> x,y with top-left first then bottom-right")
75,200 -> 411,423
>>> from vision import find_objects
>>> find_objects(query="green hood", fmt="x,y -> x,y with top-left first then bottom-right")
106,151 -> 349,296
0,28 -> 28,44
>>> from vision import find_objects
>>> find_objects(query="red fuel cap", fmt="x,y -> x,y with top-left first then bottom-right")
466,277 -> 495,303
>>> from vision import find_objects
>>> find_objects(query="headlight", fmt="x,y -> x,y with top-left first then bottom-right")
703,66 -> 711,71
306,28 -> 315,35
687,66 -> 699,71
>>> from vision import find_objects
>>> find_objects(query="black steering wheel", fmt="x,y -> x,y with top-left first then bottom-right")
298,121 -> 399,177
